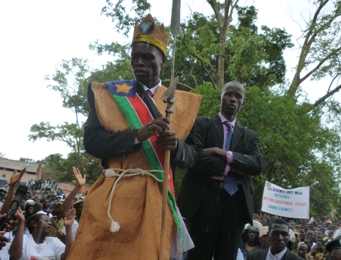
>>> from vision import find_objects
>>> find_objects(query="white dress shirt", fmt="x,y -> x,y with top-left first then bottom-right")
265,247 -> 287,260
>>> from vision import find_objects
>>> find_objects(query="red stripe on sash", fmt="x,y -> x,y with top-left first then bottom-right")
127,95 -> 175,195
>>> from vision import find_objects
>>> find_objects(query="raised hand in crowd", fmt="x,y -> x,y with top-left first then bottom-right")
73,167 -> 86,188
9,168 -> 26,187
0,168 -> 26,215
64,208 -> 76,226
8,209 -> 25,259
60,167 -> 86,218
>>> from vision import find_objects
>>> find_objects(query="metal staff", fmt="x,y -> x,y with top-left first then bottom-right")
159,0 -> 181,259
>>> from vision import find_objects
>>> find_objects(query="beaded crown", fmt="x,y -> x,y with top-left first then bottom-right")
132,14 -> 170,55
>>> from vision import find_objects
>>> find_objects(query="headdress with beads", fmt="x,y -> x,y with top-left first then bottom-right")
132,14 -> 170,56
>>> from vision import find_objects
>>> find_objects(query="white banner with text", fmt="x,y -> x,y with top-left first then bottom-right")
261,181 -> 310,219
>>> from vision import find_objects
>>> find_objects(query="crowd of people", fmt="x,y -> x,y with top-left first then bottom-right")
239,214 -> 341,260
0,168 -> 340,259
0,167 -> 86,260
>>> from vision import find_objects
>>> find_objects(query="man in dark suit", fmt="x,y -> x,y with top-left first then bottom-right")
177,81 -> 266,260
246,218 -> 302,260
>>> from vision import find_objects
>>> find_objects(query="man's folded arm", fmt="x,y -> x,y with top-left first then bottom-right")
230,133 -> 265,176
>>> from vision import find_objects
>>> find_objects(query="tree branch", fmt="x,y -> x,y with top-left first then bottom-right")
300,46 -> 341,83
162,80 -> 195,90
189,65 -> 198,88
190,52 -> 216,88
207,0 -> 222,30
288,0 -> 338,98
312,83 -> 341,109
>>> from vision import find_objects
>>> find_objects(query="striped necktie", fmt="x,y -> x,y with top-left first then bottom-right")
223,122 -> 238,196
146,89 -> 153,97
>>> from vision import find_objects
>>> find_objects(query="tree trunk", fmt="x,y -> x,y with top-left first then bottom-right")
217,55 -> 225,89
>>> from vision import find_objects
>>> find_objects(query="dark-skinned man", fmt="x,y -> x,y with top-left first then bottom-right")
177,81 -> 265,259
67,14 -> 201,260
246,218 -> 301,260
240,224 -> 262,259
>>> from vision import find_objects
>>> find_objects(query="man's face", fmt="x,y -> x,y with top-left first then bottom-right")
74,202 -> 84,219
44,200 -> 50,209
297,244 -> 308,257
27,206 -> 34,215
315,234 -> 323,243
259,234 -> 270,249
269,224 -> 289,254
311,245 -> 320,257
329,230 -> 335,238
247,230 -> 259,243
306,230 -> 314,240
304,238 -> 312,251
299,229 -> 305,241
219,82 -> 245,121
20,199 -> 25,210
330,249 -> 341,260
130,42 -> 165,88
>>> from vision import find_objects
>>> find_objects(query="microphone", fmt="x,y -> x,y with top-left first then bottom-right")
0,185 -> 28,231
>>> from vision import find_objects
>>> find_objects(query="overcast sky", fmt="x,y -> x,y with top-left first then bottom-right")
0,0 -> 339,161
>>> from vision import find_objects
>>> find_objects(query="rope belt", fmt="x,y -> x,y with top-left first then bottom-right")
104,168 -> 165,232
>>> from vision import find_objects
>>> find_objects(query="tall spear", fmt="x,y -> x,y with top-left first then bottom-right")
159,0 -> 181,259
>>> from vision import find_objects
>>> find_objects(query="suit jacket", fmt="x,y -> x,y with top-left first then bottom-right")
246,248 -> 302,260
177,115 -> 265,224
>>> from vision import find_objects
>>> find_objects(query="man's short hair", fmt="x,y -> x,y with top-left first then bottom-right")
223,80 -> 244,89
314,244 -> 324,253
269,218 -> 289,233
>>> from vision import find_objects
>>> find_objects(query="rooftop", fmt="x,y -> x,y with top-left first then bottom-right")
0,158 -> 41,174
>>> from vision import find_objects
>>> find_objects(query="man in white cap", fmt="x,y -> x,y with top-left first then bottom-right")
259,226 -> 270,250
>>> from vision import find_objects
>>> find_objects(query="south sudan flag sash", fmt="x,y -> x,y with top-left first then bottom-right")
103,80 -> 183,240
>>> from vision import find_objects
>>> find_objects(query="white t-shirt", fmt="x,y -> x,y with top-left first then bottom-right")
61,219 -> 79,242
0,231 -> 14,260
236,248 -> 244,260
19,232 -> 65,260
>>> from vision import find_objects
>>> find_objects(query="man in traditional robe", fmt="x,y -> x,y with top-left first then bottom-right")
67,14 -> 201,260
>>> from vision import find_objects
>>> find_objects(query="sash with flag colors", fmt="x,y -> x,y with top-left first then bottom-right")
104,80 -> 184,245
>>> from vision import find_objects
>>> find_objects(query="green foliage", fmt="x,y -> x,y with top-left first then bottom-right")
288,0 -> 341,99
88,41 -> 133,82
31,58 -> 89,153
39,153 -> 101,185
19,158 -> 35,162
101,0 -> 151,36
29,122 -> 84,154
44,58 -> 90,116
38,154 -> 65,181
225,27 -> 268,83
191,83 -> 221,117
225,6 -> 293,87
238,85 -> 341,213
92,7 -> 293,90
336,195 -> 341,217
29,58 -> 101,184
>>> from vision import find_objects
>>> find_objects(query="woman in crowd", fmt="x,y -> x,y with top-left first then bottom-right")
8,209 -> 74,260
